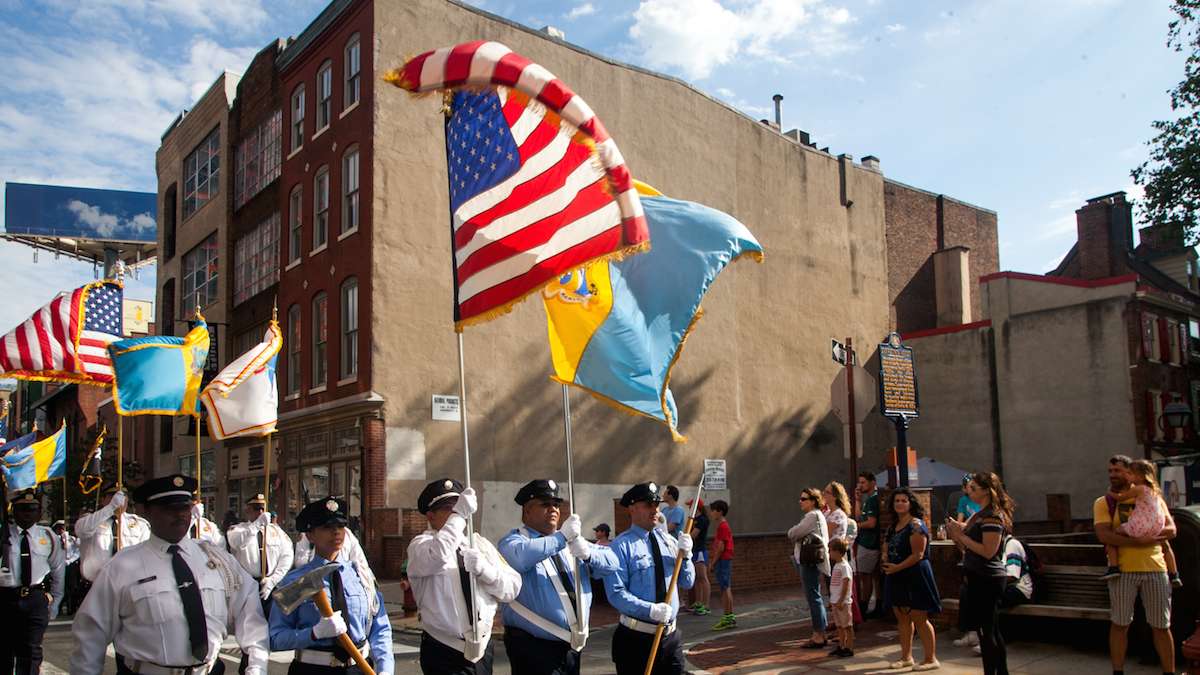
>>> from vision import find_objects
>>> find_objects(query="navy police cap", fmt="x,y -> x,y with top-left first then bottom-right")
133,474 -> 196,505
296,496 -> 348,533
620,482 -> 662,507
514,479 -> 562,506
418,478 -> 464,514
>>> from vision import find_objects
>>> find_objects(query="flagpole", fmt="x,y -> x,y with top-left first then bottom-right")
193,412 -> 201,539
560,384 -> 585,638
644,471 -> 706,675
115,414 -> 123,551
61,476 -> 67,523
262,432 -> 271,578
455,332 -> 481,647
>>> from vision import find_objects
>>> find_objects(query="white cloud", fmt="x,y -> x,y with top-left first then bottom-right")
628,0 -> 855,80
565,2 -> 596,20
66,201 -> 156,238
885,23 -> 906,33
715,87 -> 736,98
46,0 -> 269,36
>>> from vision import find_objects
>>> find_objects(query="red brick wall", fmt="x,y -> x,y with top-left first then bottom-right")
363,416 -> 389,566
729,534 -> 801,589
1075,196 -> 1132,281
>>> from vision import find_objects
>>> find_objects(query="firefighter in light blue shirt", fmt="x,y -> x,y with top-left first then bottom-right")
268,497 -> 393,675
499,479 -> 620,675
605,482 -> 694,675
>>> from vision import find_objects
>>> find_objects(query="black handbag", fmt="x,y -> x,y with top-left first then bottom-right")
798,534 -> 826,565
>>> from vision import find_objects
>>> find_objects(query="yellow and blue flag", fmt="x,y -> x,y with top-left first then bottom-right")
1,421 -> 67,490
543,183 -> 763,441
109,319 -> 210,416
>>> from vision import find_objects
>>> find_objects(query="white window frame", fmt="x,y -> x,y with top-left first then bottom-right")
316,61 -> 333,132
234,110 -> 282,209
181,233 -> 219,308
288,185 -> 303,265
287,304 -> 301,394
233,213 -> 280,305
312,292 -> 328,389
313,167 -> 329,251
341,147 -> 359,236
340,277 -> 358,379
183,127 -> 220,220
291,85 -> 305,153
344,35 -> 360,110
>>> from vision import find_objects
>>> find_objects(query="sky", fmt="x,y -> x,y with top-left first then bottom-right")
0,0 -> 1188,335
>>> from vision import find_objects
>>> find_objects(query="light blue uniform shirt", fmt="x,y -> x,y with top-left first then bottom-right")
660,504 -> 686,534
603,524 -> 694,622
269,556 -> 394,674
499,527 -> 621,641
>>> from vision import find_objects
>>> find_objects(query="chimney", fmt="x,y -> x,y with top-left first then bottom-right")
772,94 -> 783,127
1138,222 -> 1185,254
1075,192 -> 1133,281
861,155 -> 881,172
933,246 -> 972,326
540,25 -> 566,40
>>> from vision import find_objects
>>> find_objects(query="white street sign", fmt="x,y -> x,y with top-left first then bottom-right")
703,459 -> 727,491
432,395 -> 461,421
830,366 -> 876,424
842,423 -> 864,459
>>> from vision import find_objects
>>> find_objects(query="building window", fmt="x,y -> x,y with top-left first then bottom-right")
1190,319 -> 1200,358
340,277 -> 358,379
314,167 -> 329,250
317,61 -> 333,131
291,85 -> 305,152
312,292 -> 328,388
182,233 -> 219,309
248,445 -> 264,471
342,147 -> 359,235
1143,312 -> 1159,362
234,110 -> 282,209
344,35 -> 360,109
1169,319 -> 1182,365
287,304 -> 301,394
160,277 -> 176,337
288,186 -> 303,264
183,127 -> 220,219
163,184 -> 177,260
233,213 -> 280,305
1150,389 -> 1165,441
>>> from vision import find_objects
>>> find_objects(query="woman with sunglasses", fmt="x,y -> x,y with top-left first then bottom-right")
787,488 -> 830,649
882,487 -> 941,671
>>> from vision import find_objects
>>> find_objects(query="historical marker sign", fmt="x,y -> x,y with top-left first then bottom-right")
703,459 -> 727,490
878,332 -> 919,418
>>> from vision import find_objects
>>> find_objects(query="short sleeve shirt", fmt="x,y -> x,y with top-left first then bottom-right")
857,493 -> 880,550
661,505 -> 686,534
713,520 -> 734,560
956,495 -> 982,520
1093,495 -> 1167,573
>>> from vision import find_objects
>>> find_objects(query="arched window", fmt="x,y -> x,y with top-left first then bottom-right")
287,304 -> 301,394
290,84 -> 305,152
288,185 -> 303,264
340,277 -> 358,379
312,292 -> 328,388
341,146 -> 359,235
313,166 -> 329,250
316,60 -> 333,130
344,34 -> 361,109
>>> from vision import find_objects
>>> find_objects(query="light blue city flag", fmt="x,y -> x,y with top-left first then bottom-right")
1,421 -> 66,490
543,182 -> 764,441
109,319 -> 210,416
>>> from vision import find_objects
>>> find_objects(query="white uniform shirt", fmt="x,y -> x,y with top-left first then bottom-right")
190,517 -> 225,548
60,532 -> 80,564
70,535 -> 269,674
0,524 -> 66,606
75,504 -> 151,581
293,529 -> 365,569
226,521 -> 294,592
407,514 -> 521,655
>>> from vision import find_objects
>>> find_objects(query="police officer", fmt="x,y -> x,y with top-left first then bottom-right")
294,525 -> 366,569
228,494 -> 294,607
269,497 -> 394,675
75,482 -> 150,584
51,519 -> 79,616
1,489 -> 65,674
499,479 -> 619,675
191,498 -> 226,546
605,482 -> 695,675
407,478 -> 520,674
70,475 -> 269,674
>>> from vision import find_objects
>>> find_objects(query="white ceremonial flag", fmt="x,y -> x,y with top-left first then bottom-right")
200,321 -> 282,439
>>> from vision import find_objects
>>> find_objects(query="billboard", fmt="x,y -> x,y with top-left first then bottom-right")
4,182 -> 156,243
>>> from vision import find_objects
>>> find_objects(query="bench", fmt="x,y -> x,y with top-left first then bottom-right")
941,565 -> 1110,621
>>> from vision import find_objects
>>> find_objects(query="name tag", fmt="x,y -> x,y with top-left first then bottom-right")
136,576 -> 157,584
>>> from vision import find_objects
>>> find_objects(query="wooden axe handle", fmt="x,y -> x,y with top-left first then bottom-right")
313,588 -> 375,675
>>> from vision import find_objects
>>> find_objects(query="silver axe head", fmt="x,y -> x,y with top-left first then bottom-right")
272,563 -> 339,614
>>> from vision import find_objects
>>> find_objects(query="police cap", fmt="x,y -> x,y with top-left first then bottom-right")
132,475 -> 196,506
296,497 -> 348,533
11,489 -> 40,510
246,493 -> 267,506
418,478 -> 463,514
514,479 -> 562,506
620,482 -> 662,507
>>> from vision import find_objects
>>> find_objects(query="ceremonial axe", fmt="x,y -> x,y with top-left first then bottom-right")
273,563 -> 375,675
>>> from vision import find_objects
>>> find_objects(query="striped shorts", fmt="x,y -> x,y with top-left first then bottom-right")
1108,572 -> 1172,629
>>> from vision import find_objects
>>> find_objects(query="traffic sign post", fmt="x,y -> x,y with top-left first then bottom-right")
831,338 -> 876,496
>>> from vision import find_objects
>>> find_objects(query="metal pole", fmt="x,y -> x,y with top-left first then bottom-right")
262,433 -> 271,578
455,333 -> 481,645
644,471 -> 706,675
193,413 -> 201,538
846,337 -> 858,500
115,414 -> 123,551
896,417 -> 910,487
560,384 -> 585,637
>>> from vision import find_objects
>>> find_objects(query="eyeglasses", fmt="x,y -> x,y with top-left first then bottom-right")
799,496 -> 811,502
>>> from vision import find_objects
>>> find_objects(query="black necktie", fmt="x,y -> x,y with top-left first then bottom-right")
648,531 -> 666,602
20,530 -> 31,587
168,544 -> 209,663
456,549 -> 475,623
256,530 -> 266,578
110,518 -> 119,555
550,552 -> 578,614
328,567 -> 351,661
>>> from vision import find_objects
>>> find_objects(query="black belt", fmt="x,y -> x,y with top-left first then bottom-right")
0,581 -> 46,597
305,639 -> 367,653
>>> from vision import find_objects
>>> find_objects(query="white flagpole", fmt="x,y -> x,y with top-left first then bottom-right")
456,333 -> 481,646
560,384 -> 586,638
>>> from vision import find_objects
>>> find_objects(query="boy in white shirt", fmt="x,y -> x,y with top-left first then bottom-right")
828,537 -> 855,657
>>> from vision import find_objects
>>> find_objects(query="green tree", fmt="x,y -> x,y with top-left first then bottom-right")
1134,0 -> 1200,241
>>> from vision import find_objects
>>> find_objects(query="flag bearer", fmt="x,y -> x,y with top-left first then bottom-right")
605,482 -> 695,675
268,497 -> 393,675
408,478 -> 521,674
70,474 -> 269,674
228,494 -> 293,673
75,482 -> 150,584
1,489 -> 65,674
499,479 -> 620,675
190,498 -> 225,546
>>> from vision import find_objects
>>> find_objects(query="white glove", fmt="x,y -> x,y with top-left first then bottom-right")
568,536 -> 592,561
648,602 -> 673,624
259,579 -> 273,600
676,532 -> 693,556
655,512 -> 668,533
461,546 -> 499,585
453,487 -> 478,518
312,611 -> 348,640
192,502 -> 204,520
110,491 -> 127,511
255,511 -> 271,528
560,513 -> 582,542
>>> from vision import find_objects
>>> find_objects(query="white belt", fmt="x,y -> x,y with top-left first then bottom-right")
117,657 -> 214,675
295,643 -> 369,667
619,615 -> 675,635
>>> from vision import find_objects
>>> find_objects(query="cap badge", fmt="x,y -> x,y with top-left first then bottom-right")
173,477 -> 184,487
325,500 -> 338,512
443,480 -> 453,490
648,482 -> 657,493
207,561 -> 217,569
548,480 -> 557,490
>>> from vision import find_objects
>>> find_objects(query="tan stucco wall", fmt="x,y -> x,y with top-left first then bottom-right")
369,0 -> 890,533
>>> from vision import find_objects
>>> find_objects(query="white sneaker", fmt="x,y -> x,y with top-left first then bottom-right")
952,633 -> 978,647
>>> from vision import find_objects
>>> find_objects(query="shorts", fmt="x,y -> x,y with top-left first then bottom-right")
714,558 -> 733,590
856,546 -> 880,574
693,549 -> 708,565
832,603 -> 853,628
1108,572 -> 1172,629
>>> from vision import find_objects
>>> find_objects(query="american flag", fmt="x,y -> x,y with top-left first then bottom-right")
386,40 -> 648,328
0,281 -> 124,385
